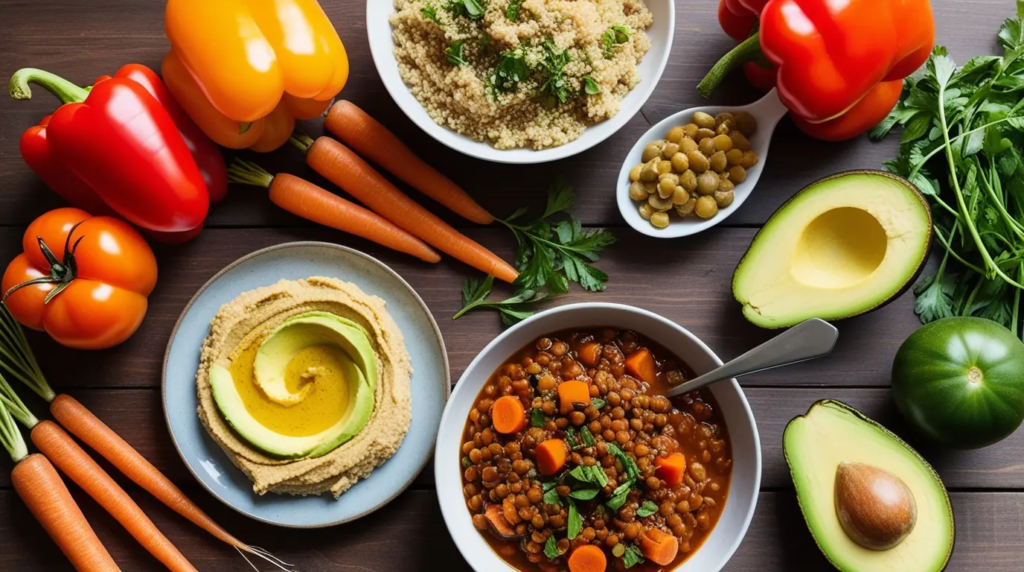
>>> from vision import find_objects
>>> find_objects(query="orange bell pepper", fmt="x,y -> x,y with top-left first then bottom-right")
163,0 -> 347,151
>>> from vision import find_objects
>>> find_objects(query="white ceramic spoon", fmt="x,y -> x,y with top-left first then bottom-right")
617,88 -> 789,238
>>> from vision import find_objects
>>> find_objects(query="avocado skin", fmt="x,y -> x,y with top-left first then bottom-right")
732,170 -> 933,328
783,400 -> 954,572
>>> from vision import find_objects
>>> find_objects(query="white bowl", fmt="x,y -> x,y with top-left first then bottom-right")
617,89 -> 789,238
367,1 -> 675,164
435,303 -> 761,571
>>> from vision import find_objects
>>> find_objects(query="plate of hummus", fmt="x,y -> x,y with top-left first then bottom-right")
162,242 -> 449,527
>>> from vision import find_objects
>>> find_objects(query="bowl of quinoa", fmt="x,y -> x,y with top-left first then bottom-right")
367,0 -> 674,164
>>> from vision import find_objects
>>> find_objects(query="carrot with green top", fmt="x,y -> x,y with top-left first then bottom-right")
0,305 -> 290,570
324,101 -> 494,225
228,160 -> 440,263
0,374 -> 119,571
288,132 -> 518,283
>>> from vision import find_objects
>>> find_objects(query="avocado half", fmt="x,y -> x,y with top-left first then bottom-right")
784,400 -> 954,572
733,170 -> 932,328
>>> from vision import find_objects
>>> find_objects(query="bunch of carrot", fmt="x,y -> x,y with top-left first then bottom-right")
227,100 -> 518,283
0,306 -> 286,571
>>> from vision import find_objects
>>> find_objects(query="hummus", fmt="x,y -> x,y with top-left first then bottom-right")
196,277 -> 412,497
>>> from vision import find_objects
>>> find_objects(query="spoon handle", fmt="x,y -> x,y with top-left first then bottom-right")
665,318 -> 838,397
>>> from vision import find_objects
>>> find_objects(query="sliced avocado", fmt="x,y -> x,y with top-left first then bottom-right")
733,171 -> 931,328
784,400 -> 954,572
210,311 -> 377,459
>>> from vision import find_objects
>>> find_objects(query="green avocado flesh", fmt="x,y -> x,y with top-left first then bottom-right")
210,311 -> 377,459
733,171 -> 931,328
784,400 -> 953,572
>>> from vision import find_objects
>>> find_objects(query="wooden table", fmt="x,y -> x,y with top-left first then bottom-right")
1,0 -> 1020,570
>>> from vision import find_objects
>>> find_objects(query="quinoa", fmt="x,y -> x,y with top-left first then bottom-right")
390,0 -> 653,150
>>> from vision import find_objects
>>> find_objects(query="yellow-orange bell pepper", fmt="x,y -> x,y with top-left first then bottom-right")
163,0 -> 347,151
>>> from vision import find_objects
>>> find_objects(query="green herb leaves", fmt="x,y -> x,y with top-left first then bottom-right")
530,407 -> 546,428
623,544 -> 645,568
875,1 -> 1024,338
542,480 -> 560,504
568,500 -> 582,539
446,40 -> 468,66
490,48 -> 530,94
543,535 -> 563,559
604,442 -> 640,510
602,25 -> 631,59
455,178 -> 615,325
636,500 -> 658,518
540,39 -> 572,104
506,0 -> 525,21
455,275 -> 546,325
501,178 -> 616,295
446,0 -> 484,19
584,76 -> 601,95
421,4 -> 439,21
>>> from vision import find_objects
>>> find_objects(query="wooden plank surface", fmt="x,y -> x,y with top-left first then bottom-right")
1,0 -> 1020,570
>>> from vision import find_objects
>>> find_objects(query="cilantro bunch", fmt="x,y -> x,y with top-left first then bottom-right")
455,178 -> 616,325
873,1 -> 1024,337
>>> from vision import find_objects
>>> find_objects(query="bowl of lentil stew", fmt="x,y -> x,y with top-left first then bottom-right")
435,303 -> 760,571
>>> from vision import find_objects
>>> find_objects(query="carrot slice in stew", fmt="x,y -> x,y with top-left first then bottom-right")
568,544 -> 607,572
557,380 -> 591,415
624,348 -> 658,385
491,396 -> 527,434
640,528 -> 679,566
577,341 -> 602,368
654,453 -> 687,487
535,439 -> 567,476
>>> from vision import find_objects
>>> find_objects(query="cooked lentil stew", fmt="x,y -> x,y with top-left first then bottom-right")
461,329 -> 733,571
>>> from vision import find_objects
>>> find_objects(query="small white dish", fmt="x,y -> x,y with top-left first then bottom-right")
162,242 -> 450,528
435,303 -> 761,571
366,0 -> 675,164
617,89 -> 789,238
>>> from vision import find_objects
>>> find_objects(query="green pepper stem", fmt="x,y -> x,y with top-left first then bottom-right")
697,33 -> 765,99
9,68 -> 89,104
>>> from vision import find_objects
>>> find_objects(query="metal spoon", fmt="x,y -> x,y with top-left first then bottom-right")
665,318 -> 838,398
617,88 -> 790,239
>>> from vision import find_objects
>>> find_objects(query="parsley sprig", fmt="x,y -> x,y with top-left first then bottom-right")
873,1 -> 1024,337
506,0 -> 525,20
453,179 -> 615,324
539,39 -> 573,104
602,25 -> 631,59
445,40 -> 468,66
500,178 -> 617,294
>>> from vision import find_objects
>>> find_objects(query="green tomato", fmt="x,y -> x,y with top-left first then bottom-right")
892,317 -> 1024,449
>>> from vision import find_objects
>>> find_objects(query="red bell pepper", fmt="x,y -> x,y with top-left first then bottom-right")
10,67 -> 209,234
700,0 -> 935,141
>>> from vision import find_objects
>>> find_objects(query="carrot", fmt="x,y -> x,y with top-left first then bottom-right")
491,396 -> 527,434
228,160 -> 440,263
0,308 -> 289,570
31,420 -> 196,572
289,133 -> 518,283
577,342 -> 602,368
13,454 -> 121,572
624,348 -> 658,385
567,544 -> 607,572
639,527 -> 679,566
557,380 -> 591,415
535,439 -> 567,476
654,453 -> 687,487
325,101 -> 494,225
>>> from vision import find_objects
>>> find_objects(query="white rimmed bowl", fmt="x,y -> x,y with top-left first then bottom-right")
618,89 -> 789,238
367,1 -> 675,164
435,303 -> 761,571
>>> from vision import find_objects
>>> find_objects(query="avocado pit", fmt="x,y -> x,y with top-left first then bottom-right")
834,461 -> 917,551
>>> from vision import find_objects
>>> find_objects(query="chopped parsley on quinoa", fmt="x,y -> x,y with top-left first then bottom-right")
390,0 -> 653,150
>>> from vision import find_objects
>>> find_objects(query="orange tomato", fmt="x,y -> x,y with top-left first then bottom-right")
2,208 -> 157,350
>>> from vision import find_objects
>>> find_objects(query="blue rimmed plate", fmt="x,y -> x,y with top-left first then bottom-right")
162,242 -> 449,528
